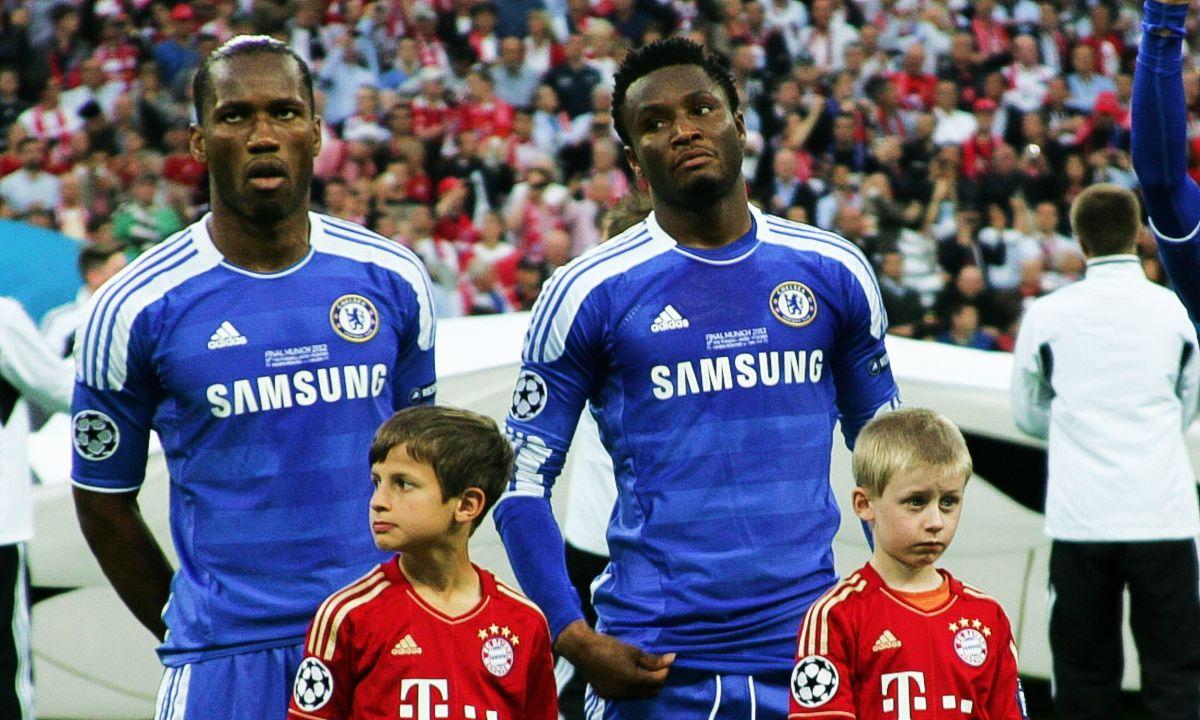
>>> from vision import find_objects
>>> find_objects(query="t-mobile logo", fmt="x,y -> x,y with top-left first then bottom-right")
880,671 -> 974,718
398,679 -> 449,719
396,679 -> 502,719
881,671 -> 926,719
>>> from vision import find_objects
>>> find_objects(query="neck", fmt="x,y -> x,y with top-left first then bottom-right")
870,554 -> 943,592
398,546 -> 480,614
208,205 -> 312,273
653,181 -> 752,249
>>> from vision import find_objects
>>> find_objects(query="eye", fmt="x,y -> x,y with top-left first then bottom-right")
645,118 -> 667,131
221,111 -> 245,123
695,104 -> 714,116
276,108 -> 298,120
940,496 -> 961,509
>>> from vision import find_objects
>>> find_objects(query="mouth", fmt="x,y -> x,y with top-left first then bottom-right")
245,161 -> 289,191
913,542 -> 945,551
674,150 -> 715,171
371,521 -> 395,533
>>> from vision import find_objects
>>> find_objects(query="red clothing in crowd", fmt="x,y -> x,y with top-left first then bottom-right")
458,99 -> 515,138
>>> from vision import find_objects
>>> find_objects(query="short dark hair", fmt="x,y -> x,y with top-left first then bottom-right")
192,35 -> 314,127
1070,183 -> 1140,257
612,37 -> 739,148
368,406 -> 513,530
78,242 -> 125,278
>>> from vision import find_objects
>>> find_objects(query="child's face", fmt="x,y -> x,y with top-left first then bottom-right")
854,466 -> 966,573
369,445 -> 458,552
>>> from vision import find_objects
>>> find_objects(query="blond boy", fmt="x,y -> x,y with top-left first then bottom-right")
789,409 -> 1025,719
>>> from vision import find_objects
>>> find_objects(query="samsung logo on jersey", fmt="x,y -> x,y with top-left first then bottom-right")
206,364 -> 388,417
650,350 -> 824,400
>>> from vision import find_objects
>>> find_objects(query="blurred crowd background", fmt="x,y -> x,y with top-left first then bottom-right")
2,0 -> 1185,348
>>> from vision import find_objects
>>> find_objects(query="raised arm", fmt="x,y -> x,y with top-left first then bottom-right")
1132,0 -> 1200,317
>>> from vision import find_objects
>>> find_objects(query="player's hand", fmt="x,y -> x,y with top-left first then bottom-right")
555,621 -> 676,700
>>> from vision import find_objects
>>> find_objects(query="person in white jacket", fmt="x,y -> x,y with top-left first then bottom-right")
1011,183 -> 1200,720
0,297 -> 73,719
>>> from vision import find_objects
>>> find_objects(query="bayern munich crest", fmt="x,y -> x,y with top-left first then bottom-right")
72,410 -> 120,461
949,619 -> 990,667
769,281 -> 818,327
478,625 -> 517,677
330,294 -> 379,342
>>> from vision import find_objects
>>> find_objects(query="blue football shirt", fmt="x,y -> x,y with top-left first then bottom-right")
497,204 -> 900,674
71,213 -> 436,665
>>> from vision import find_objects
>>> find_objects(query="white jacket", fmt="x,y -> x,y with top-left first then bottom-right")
1012,255 -> 1200,541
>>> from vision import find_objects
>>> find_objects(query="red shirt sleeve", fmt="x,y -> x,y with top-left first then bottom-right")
790,593 -> 858,719
984,612 -> 1028,720
523,619 -> 559,720
287,615 -> 356,720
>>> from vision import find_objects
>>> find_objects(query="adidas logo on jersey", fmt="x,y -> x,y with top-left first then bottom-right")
207,321 -> 248,350
872,630 -> 902,652
391,634 -> 423,655
650,305 -> 690,333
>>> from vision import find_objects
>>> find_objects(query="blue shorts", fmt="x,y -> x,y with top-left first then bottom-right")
585,668 -> 790,719
154,644 -> 303,720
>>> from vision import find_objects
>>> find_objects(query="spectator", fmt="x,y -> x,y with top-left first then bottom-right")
931,79 -> 978,146
153,4 -> 200,91
0,68 -> 25,140
111,171 -> 183,253
491,36 -> 541,109
879,249 -> 926,337
1066,43 -> 1117,114
17,79 -> 80,145
797,0 -> 858,73
894,44 -> 939,112
460,257 -> 513,314
937,301 -> 998,350
544,34 -> 603,119
0,138 -> 58,213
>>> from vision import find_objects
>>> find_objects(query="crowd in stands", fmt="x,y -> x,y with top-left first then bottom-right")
0,0 -> 1178,348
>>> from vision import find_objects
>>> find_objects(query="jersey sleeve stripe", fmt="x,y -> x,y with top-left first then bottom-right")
799,575 -> 865,657
319,220 -> 436,350
79,230 -> 194,388
527,229 -> 663,363
524,221 -> 648,357
307,569 -> 386,656
319,579 -> 389,660
503,428 -> 554,498
764,219 -> 886,339
496,580 -> 550,622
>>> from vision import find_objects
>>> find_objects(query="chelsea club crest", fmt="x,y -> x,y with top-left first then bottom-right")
769,281 -> 818,327
330,294 -> 379,342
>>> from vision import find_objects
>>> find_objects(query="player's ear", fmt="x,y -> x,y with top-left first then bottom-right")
734,110 -> 746,146
189,123 -> 206,162
850,486 -> 875,523
623,145 -> 643,182
455,487 -> 486,526
311,114 -> 323,156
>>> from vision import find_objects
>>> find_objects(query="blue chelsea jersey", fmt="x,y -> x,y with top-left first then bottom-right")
70,213 -> 437,665
500,204 -> 900,674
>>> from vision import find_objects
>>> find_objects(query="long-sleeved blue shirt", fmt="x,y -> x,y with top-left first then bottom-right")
495,204 -> 900,674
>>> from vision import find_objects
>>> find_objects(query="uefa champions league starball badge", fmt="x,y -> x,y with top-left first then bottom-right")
791,655 -> 839,707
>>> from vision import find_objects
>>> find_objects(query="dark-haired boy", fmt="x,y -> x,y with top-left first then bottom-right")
288,406 -> 557,720
496,37 -> 899,717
